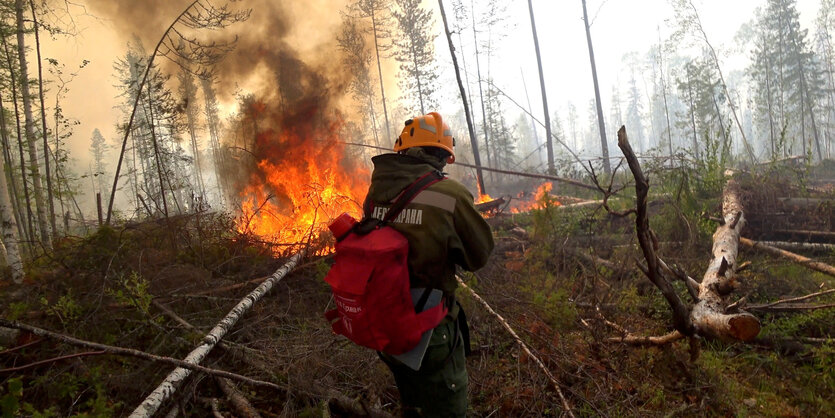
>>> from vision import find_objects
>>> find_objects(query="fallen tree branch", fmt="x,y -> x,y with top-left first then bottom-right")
616,126 -> 693,335
0,319 -> 281,390
746,303 -> 835,312
657,257 -> 699,302
606,331 -> 685,346
0,350 -> 106,373
749,241 -> 835,253
131,252 -> 303,418
740,237 -> 835,278
216,377 -> 262,418
563,247 -> 619,272
456,275 -> 574,417
747,289 -> 835,310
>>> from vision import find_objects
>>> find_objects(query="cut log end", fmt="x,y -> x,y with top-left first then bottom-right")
729,314 -> 761,342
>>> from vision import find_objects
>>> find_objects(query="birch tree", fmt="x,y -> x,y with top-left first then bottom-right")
15,0 -> 50,245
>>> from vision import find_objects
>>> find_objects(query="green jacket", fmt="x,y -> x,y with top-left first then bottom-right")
365,148 -> 494,296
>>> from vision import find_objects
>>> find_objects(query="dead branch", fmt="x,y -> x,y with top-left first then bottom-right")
657,257 -> 700,302
690,177 -> 760,341
563,247 -> 619,272
740,238 -> 835,278
0,319 -> 280,390
216,377 -> 262,418
747,289 -> 835,310
131,252 -> 303,418
750,241 -> 835,253
747,303 -> 835,312
606,331 -> 685,346
616,126 -> 693,335
456,275 -> 574,417
0,350 -> 106,373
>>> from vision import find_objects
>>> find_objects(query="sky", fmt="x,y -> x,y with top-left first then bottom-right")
37,0 -> 825,202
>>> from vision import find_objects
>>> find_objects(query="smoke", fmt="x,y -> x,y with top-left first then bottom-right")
82,0 -> 378,212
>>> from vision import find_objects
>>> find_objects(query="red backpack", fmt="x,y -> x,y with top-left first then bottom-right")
324,171 -> 448,355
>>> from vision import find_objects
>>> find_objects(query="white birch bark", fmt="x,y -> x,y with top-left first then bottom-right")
0,152 -> 23,282
15,0 -> 49,245
130,252 -> 303,418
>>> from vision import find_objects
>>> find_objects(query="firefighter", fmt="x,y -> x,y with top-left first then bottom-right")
365,112 -> 494,417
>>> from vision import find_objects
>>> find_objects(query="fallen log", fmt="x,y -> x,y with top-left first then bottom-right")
216,377 -> 261,418
740,237 -> 835,278
563,247 -> 619,272
475,197 -> 508,213
456,275 -> 574,417
130,252 -> 303,418
749,241 -> 835,253
690,178 -> 760,341
772,229 -> 835,240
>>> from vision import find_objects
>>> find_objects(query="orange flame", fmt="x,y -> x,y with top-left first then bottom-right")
510,182 -> 561,213
476,193 -> 494,204
238,109 -> 369,246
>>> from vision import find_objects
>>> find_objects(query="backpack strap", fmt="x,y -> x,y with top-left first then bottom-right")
360,170 -> 445,231
383,170 -> 445,223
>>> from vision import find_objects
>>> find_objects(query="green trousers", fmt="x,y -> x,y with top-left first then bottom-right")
380,319 -> 468,417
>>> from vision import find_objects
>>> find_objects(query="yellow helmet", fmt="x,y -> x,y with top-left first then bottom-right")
393,112 -> 455,164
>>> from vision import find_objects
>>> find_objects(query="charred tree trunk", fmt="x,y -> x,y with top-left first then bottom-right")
438,0 -> 486,196
528,0 -> 555,174
582,0 -> 610,175
690,178 -> 760,341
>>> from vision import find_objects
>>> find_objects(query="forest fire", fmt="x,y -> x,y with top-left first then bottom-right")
238,106 -> 369,245
511,182 -> 560,213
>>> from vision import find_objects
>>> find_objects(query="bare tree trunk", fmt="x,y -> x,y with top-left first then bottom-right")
0,139 -> 24,282
528,0 -> 555,174
30,0 -> 56,236
438,0 -> 486,196
690,178 -> 760,341
520,69 -> 543,166
470,0 -> 492,181
145,82 -> 169,219
2,34 -> 35,245
0,92 -> 26,248
799,67 -> 823,161
581,0 -> 610,175
15,0 -> 50,246
687,77 -> 699,159
370,5 -> 391,140
658,28 -> 674,166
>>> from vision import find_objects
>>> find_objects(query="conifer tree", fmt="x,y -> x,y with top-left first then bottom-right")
391,0 -> 439,114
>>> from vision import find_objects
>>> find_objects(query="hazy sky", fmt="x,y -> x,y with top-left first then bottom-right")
40,0 -> 824,181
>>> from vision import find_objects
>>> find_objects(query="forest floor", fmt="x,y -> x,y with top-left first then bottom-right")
1,160 -> 834,417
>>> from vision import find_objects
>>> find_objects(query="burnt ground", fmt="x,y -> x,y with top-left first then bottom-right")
1,164 -> 834,417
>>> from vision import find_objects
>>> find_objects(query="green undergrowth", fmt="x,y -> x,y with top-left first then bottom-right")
0,213 -> 288,416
